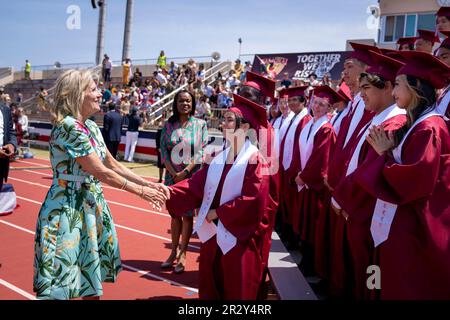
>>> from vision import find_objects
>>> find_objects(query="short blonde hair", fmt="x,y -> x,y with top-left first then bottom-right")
49,69 -> 96,124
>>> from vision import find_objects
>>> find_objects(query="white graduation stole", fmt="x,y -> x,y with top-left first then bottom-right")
282,108 -> 309,170
274,111 -> 295,157
331,103 -> 350,136
272,116 -> 282,130
193,139 -> 258,255
436,85 -> 450,120
297,115 -> 329,192
279,111 -> 295,143
343,93 -> 365,148
371,111 -> 442,247
346,104 -> 406,177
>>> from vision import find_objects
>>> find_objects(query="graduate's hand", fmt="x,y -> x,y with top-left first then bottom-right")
147,181 -> 171,200
206,209 -> 218,223
141,186 -> 167,211
366,125 -> 395,156
295,172 -> 304,186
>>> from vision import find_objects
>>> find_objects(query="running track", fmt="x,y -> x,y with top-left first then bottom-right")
0,156 -> 201,300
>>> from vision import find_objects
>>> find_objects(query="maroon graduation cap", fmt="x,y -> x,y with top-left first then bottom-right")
396,50 -> 450,89
244,71 -> 276,100
366,50 -> 405,83
312,85 -> 347,105
417,29 -> 441,44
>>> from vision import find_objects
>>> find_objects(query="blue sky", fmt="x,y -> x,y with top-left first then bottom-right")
0,0 -> 378,69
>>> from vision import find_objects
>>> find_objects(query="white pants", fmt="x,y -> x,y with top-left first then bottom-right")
124,131 -> 139,162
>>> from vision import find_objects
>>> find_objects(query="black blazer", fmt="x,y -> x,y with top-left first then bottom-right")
103,110 -> 123,142
1,104 -> 17,189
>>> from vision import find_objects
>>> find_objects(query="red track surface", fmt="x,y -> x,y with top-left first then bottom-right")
0,157 -> 200,300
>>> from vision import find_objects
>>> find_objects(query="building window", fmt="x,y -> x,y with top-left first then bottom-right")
417,13 -> 436,32
384,16 -> 395,42
380,12 -> 436,43
405,15 -> 417,37
383,15 -> 405,42
395,15 -> 405,40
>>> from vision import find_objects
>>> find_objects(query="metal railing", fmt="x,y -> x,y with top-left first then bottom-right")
17,55 -> 219,71
19,62 -> 96,71
145,60 -> 231,125
20,64 -> 103,114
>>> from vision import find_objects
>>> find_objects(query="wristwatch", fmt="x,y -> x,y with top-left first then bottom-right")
183,168 -> 190,175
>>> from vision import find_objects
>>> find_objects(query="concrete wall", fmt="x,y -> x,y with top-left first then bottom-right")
379,0 -> 439,15
13,70 -> 44,81
0,67 -> 14,86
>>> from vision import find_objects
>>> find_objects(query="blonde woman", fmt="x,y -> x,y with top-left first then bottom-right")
33,69 -> 170,300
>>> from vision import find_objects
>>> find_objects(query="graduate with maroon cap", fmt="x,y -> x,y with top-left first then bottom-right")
292,85 -> 341,276
330,81 -> 352,135
325,42 -> 375,297
240,71 -> 276,105
226,71 -> 280,298
396,37 -> 416,51
353,50 -> 450,299
436,6 -> 450,33
415,29 -> 440,53
435,31 -> 450,118
277,86 -> 312,248
331,51 -> 407,299
166,94 -> 273,300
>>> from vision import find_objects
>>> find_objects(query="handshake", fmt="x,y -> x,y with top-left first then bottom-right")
141,181 -> 172,211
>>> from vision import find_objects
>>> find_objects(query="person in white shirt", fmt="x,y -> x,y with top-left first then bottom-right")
17,107 -> 28,136
154,71 -> 168,87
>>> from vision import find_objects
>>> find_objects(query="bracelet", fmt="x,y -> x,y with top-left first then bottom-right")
120,178 -> 128,190
140,185 -> 145,198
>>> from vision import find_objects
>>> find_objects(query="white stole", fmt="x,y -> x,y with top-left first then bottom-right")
282,108 -> 309,170
371,111 -> 442,248
193,139 -> 258,255
343,93 -> 365,148
297,115 -> 329,192
331,103 -> 350,136
278,111 -> 295,144
346,104 -> 406,177
436,85 -> 450,120
274,111 -> 295,157
272,116 -> 282,130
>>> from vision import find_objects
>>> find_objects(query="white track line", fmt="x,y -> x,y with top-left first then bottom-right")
9,177 -> 171,218
13,195 -> 200,251
0,220 -> 198,293
0,278 -> 37,300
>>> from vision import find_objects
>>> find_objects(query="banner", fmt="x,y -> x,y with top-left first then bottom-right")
252,51 -> 352,81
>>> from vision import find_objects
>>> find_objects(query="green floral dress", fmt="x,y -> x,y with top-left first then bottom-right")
33,116 -> 122,300
160,116 -> 208,217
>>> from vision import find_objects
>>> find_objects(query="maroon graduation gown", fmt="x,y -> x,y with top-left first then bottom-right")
327,108 -> 374,296
353,116 -> 450,300
296,122 -> 336,247
332,114 -> 406,299
279,114 -> 312,227
166,152 -> 272,300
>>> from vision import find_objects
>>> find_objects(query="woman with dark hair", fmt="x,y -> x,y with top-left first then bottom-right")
354,51 -> 450,299
160,90 -> 208,273
165,94 -> 273,299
